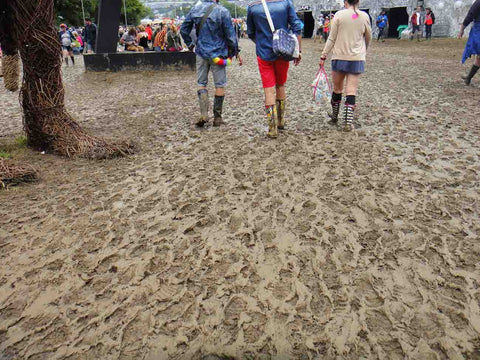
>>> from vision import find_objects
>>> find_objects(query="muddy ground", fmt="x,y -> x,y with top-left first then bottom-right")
0,38 -> 479,360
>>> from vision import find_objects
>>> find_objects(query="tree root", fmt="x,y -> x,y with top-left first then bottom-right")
24,110 -> 136,160
0,158 -> 37,188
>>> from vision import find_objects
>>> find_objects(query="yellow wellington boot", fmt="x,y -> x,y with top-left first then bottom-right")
276,99 -> 286,130
266,105 -> 278,138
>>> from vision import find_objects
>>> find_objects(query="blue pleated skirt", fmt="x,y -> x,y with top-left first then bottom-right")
462,21 -> 480,64
331,60 -> 365,74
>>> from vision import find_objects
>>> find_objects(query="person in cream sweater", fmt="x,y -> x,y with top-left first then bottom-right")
319,0 -> 372,131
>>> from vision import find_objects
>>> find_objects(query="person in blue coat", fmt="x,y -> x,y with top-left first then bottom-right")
459,0 -> 480,85
376,10 -> 388,42
181,0 -> 242,127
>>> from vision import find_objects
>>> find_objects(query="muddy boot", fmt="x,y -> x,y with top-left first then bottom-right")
276,99 -> 286,130
197,89 -> 208,127
462,65 -> 479,85
213,95 -> 225,127
343,103 -> 355,132
328,92 -> 342,125
266,105 -> 278,138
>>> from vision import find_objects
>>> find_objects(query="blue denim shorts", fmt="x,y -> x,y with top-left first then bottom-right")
196,55 -> 227,88
331,60 -> 365,74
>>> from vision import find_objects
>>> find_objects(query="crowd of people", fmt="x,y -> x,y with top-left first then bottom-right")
115,18 -> 248,53
312,6 -> 437,44
177,0 -> 479,137
20,0 -> 479,137
58,18 -> 97,65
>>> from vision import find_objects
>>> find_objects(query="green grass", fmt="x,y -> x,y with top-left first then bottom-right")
0,136 -> 28,160
14,136 -> 27,147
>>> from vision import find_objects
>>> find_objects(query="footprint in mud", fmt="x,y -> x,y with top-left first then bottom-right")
353,275 -> 384,308
119,310 -> 152,360
242,312 -> 267,344
223,297 -> 246,343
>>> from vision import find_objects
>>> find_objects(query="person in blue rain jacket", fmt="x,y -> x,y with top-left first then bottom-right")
181,0 -> 242,127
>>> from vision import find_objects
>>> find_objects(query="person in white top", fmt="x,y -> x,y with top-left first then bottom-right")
410,6 -> 424,41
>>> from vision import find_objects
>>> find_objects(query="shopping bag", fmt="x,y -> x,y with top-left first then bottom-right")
272,29 -> 298,61
261,0 -> 300,61
311,65 -> 331,105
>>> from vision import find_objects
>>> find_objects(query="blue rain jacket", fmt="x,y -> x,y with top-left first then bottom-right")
181,0 -> 239,60
247,0 -> 303,61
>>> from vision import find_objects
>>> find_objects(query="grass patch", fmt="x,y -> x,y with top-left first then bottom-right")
15,136 -> 27,147
0,135 -> 30,159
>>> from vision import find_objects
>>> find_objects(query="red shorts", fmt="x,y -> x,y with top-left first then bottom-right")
257,57 -> 290,88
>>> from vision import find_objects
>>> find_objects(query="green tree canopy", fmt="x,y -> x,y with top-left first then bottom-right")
54,0 -> 152,27
219,0 -> 246,18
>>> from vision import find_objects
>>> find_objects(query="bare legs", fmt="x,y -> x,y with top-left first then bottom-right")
332,71 -> 360,96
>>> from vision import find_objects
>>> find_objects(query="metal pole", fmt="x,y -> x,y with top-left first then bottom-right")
234,1 -> 237,18
80,0 -> 86,25
123,0 -> 128,27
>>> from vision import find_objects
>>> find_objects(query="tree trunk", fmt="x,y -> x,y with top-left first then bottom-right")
9,0 -> 134,159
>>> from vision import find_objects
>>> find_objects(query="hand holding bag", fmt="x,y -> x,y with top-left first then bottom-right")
260,0 -> 299,61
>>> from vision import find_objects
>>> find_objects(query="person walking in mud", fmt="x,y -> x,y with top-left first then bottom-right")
424,8 -> 435,40
247,0 -> 303,138
376,10 -> 388,42
459,0 -> 480,85
323,16 -> 330,43
313,14 -> 324,43
181,0 -> 242,127
59,24 -> 75,66
410,6 -> 424,42
83,18 -> 97,53
319,0 -> 371,131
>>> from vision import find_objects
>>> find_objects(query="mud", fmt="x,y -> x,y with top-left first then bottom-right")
0,38 -> 479,359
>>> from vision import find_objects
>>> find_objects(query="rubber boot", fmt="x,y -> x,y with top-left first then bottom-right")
343,103 -> 355,132
276,99 -> 286,130
197,89 -> 208,127
213,95 -> 225,127
266,105 -> 278,138
462,65 -> 479,85
328,99 -> 341,125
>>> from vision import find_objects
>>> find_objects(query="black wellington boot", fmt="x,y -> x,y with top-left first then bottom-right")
462,65 -> 480,85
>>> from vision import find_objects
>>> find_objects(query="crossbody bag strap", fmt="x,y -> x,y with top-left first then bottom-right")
260,0 -> 275,33
196,4 -> 216,38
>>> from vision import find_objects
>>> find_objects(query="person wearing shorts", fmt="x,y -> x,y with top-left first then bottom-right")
247,0 -> 302,138
410,7 -> 424,41
59,24 -> 75,66
320,0 -> 371,131
181,0 -> 242,127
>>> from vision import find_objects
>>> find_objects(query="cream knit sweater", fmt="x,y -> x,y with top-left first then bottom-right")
321,8 -> 372,61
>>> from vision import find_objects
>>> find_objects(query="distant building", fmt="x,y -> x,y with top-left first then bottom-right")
240,0 -> 472,38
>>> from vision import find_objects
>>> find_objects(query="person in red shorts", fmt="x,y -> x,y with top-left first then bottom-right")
247,0 -> 303,138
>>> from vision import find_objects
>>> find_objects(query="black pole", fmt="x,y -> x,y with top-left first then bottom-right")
96,0 -> 122,53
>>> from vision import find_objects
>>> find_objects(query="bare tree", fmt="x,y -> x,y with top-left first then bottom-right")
0,0 -> 133,186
